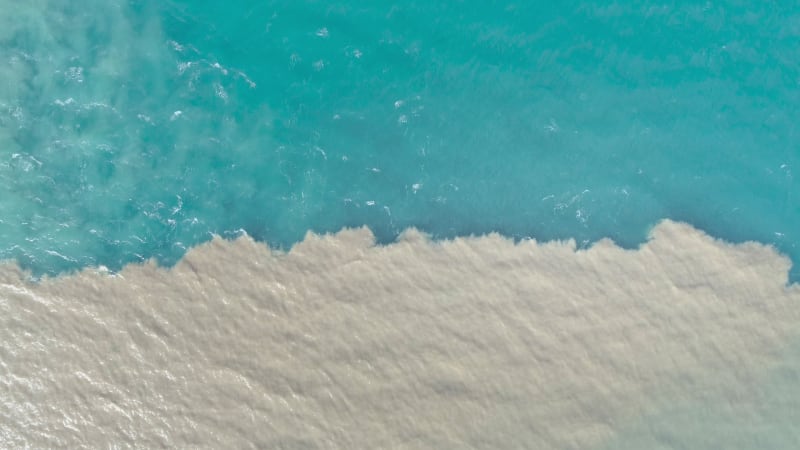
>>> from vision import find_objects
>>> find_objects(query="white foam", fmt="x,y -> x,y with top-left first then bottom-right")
0,220 -> 798,448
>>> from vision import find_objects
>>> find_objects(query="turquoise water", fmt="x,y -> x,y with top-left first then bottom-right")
1,0 -> 799,277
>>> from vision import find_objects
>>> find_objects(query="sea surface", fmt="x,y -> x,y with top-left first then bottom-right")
2,0 -> 799,278
1,1 -> 799,448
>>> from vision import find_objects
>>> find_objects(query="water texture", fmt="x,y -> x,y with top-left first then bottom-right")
1,222 -> 798,448
1,1 -> 798,277
3,2 -> 800,447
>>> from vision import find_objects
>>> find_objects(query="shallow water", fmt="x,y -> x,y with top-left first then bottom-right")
1,1 -> 798,278
2,1 -> 800,448
1,222 -> 798,448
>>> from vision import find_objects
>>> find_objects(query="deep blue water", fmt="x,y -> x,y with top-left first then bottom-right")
0,0 -> 798,278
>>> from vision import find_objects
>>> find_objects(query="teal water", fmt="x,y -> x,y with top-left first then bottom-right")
1,0 -> 798,277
